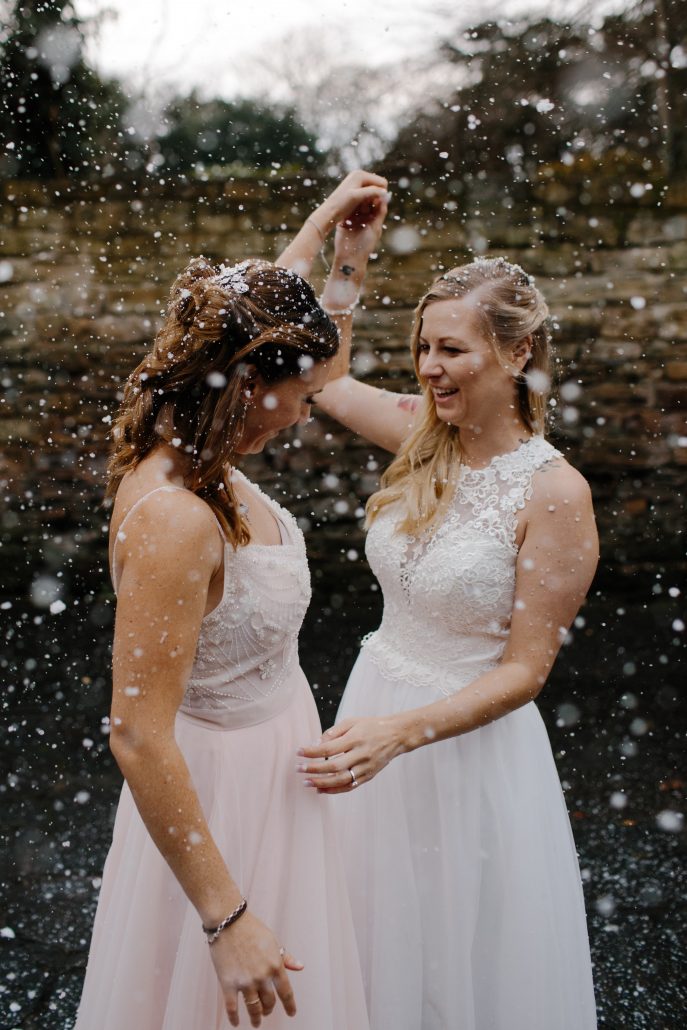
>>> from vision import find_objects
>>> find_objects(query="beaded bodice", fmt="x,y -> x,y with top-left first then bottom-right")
180,472 -> 311,728
112,472 -> 311,730
362,437 -> 562,697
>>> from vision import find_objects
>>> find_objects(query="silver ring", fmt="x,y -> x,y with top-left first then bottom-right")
349,768 -> 358,788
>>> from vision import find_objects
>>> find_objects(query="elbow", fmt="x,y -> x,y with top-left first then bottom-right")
109,720 -> 168,778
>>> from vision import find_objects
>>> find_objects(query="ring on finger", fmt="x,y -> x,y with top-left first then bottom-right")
349,768 -> 358,788
246,998 -> 262,1008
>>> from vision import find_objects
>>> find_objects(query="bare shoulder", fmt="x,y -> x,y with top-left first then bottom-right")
529,453 -> 594,515
114,488 -> 223,573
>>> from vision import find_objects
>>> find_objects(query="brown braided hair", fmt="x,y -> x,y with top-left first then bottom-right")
107,257 -> 339,547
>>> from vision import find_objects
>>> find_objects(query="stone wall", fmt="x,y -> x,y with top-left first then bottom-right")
1,173 -> 686,607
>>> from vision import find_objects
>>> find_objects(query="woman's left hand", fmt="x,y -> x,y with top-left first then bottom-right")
297,715 -> 406,794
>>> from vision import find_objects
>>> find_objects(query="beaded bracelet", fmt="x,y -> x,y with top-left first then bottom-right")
202,899 -> 248,945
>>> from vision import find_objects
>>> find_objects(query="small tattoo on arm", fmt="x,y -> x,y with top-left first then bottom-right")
396,395 -> 420,413
340,264 -> 355,277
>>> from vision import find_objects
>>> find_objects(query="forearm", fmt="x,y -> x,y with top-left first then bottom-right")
319,253 -> 368,378
112,736 -> 242,924
275,213 -> 328,277
396,660 -> 542,752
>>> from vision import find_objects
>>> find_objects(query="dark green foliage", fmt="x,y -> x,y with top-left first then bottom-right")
157,94 -> 323,173
385,1 -> 686,181
0,0 -> 126,178
0,2 -> 322,180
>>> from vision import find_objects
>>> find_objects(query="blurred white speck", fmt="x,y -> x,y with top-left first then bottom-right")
609,791 -> 628,810
206,371 -> 227,388
555,702 -> 580,728
656,810 -> 684,833
595,894 -> 616,917
559,380 -> 582,402
388,226 -> 421,255
49,599 -> 66,615
0,260 -> 13,282
630,296 -> 646,310
31,575 -> 62,609
525,369 -> 551,394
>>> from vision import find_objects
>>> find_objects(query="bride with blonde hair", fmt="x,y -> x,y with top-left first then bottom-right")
286,219 -> 599,1029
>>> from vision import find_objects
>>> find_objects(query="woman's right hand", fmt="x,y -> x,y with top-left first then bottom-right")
208,909 -> 303,1027
311,168 -> 389,239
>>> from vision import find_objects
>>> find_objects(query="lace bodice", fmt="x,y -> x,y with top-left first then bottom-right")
113,473 -> 311,730
362,436 -> 562,697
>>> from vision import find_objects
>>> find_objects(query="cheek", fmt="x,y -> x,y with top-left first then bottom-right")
260,392 -> 279,417
466,354 -> 486,375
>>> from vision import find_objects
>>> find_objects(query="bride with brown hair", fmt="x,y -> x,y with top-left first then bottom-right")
75,171 -> 388,1030
292,247 -> 600,1027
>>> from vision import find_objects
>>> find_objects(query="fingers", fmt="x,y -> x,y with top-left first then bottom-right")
298,734 -> 352,760
323,719 -> 355,740
282,951 -> 305,971
344,169 -> 388,189
258,981 -> 277,1015
244,994 -> 263,1027
225,989 -> 240,1027
339,188 -> 389,226
273,967 -> 297,1018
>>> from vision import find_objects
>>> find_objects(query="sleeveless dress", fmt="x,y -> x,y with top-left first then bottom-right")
333,436 -> 598,1030
75,472 -> 369,1030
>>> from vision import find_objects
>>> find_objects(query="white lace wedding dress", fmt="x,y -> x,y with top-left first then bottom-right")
333,436 -> 597,1030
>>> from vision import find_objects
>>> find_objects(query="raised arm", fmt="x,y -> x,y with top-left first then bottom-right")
316,192 -> 424,453
110,492 -> 300,1027
299,462 -> 599,789
275,169 -> 389,279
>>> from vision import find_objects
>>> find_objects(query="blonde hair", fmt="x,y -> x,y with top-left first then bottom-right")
367,256 -> 552,535
107,257 -> 338,547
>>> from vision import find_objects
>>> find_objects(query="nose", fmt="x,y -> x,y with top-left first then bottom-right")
296,403 -> 312,426
420,350 -> 445,379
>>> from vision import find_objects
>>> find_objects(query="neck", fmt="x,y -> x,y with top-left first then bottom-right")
150,441 -> 193,484
456,416 -> 532,469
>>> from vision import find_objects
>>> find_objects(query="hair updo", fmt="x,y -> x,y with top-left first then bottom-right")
107,256 -> 339,547
367,256 -> 553,536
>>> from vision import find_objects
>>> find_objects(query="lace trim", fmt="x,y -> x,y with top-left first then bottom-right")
361,632 -> 499,697
397,437 -> 560,591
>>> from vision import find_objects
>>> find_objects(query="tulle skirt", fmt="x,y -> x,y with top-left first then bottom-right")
332,650 -> 598,1030
75,672 -> 369,1030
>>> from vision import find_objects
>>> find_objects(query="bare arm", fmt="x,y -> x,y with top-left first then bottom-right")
110,492 -> 300,1026
315,192 -> 424,452
275,169 -> 388,278
299,463 -> 599,787
316,377 -> 423,453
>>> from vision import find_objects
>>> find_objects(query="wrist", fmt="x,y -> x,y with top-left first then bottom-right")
329,256 -> 367,289
198,887 -> 244,928
395,711 -> 427,754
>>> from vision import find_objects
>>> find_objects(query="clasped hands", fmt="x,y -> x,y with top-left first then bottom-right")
297,714 -> 407,793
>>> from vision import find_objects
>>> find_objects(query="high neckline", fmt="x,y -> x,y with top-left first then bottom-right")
459,435 -> 538,473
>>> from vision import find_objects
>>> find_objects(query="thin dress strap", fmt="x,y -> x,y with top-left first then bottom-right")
111,485 -> 224,593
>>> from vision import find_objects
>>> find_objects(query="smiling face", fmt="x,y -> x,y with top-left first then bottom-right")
416,297 -> 527,432
236,359 -> 331,454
